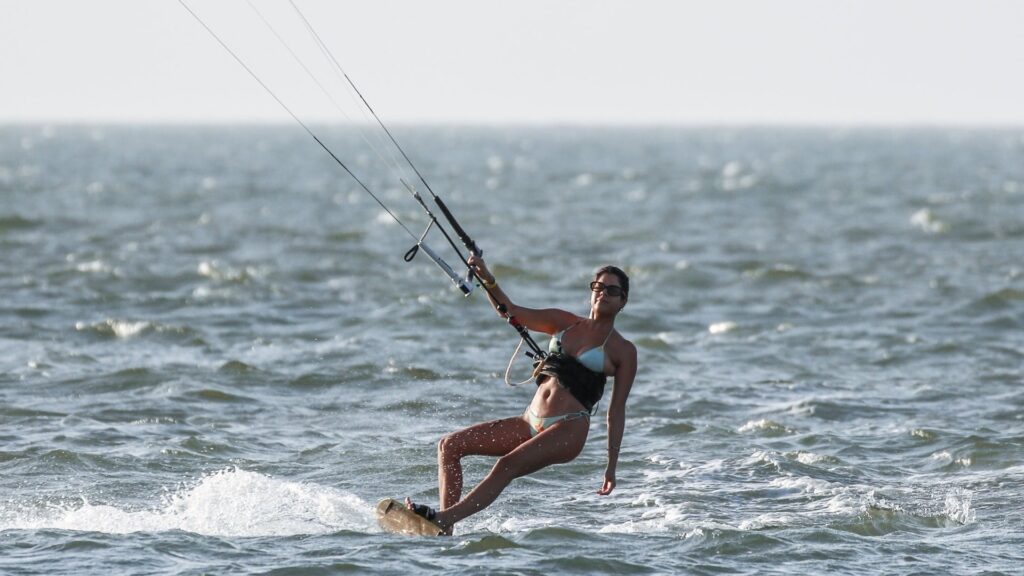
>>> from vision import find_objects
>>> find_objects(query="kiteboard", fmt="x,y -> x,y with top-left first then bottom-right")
376,498 -> 446,536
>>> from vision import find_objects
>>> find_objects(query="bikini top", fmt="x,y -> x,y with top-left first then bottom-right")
548,321 -> 612,374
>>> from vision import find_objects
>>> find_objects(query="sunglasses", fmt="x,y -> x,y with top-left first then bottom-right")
590,281 -> 625,298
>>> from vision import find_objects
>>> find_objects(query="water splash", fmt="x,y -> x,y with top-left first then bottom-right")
0,468 -> 377,537
942,487 -> 975,525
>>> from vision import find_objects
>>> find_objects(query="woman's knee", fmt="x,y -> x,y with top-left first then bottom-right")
438,433 -> 462,460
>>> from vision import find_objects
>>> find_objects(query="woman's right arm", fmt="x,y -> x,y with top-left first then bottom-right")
468,254 -> 575,335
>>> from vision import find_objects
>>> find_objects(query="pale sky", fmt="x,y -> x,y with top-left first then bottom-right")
3,0 -> 1023,125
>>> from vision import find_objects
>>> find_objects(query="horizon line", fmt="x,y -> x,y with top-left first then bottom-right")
5,119 -> 1024,130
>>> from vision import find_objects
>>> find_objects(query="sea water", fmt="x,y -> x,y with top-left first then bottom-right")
2,125 -> 1022,574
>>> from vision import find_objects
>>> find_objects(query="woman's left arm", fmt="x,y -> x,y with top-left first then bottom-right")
598,341 -> 637,496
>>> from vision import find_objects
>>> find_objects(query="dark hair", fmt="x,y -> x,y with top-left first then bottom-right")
594,265 -> 629,300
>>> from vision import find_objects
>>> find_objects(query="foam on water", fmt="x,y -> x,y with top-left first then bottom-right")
910,208 -> 948,233
75,319 -> 153,339
790,451 -> 837,466
0,468 -> 377,537
738,419 -> 794,435
74,259 -> 115,274
768,475 -> 836,496
708,321 -> 737,335
197,260 -> 267,283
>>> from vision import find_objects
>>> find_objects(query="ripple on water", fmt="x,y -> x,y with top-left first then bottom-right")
280,369 -> 327,388
168,437 -> 240,458
67,367 -> 163,395
650,421 -> 697,436
0,215 -> 41,231
742,263 -> 813,283
930,434 -> 1024,471
533,555 -> 656,575
72,318 -> 205,345
910,428 -> 940,442
186,388 -> 255,404
0,406 -> 66,420
786,398 -> 913,422
31,449 -> 123,475
978,287 -> 1024,308
833,504 -> 969,536
383,365 -> 443,381
217,360 -> 258,373
444,534 -> 523,555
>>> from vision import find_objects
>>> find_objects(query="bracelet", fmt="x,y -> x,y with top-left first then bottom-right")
481,277 -> 497,289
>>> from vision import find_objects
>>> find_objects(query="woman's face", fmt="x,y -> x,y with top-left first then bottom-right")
590,272 -> 626,314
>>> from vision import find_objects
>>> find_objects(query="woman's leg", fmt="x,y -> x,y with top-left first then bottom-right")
437,416 -> 532,509
434,417 -> 589,531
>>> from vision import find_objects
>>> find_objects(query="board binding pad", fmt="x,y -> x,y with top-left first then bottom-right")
376,498 -> 445,536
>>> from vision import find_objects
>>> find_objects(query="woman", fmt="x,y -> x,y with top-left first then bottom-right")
405,255 -> 637,534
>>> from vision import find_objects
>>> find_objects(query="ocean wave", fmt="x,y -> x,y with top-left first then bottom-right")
0,215 -> 40,231
75,319 -> 152,339
767,475 -> 837,497
978,287 -> 1024,307
924,433 -> 1021,471
650,422 -> 697,436
737,512 -> 807,531
217,360 -> 258,373
187,388 -> 255,404
785,397 -> 907,422
449,534 -> 522,554
785,450 -> 841,466
73,318 -> 200,342
738,419 -> 794,436
831,487 -> 976,535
